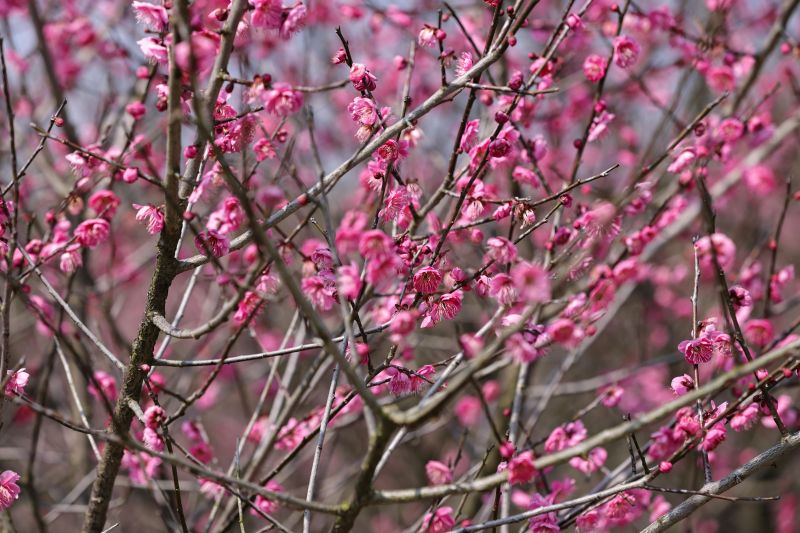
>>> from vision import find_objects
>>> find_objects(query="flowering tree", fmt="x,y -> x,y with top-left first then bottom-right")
1,0 -> 800,531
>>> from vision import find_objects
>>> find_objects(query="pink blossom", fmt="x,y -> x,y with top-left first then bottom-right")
4,368 -> 29,397
731,402 -> 760,431
582,54 -> 607,81
133,204 -> 164,234
143,406 -> 166,429
613,35 -> 640,68
678,337 -> 714,364
348,96 -> 378,126
421,506 -> 455,533
74,218 -> 110,248
279,3 -> 307,39
667,147 -> 696,173
251,481 -> 283,517
194,229 -> 229,257
253,137 -> 276,161
744,165 -> 777,195
511,261 -> 551,302
699,423 -> 727,452
132,2 -> 168,31
88,371 -> 117,402
455,51 -> 473,77
489,273 -> 517,305
706,65 -> 735,92
302,275 -> 337,311
744,319 -> 774,347
379,187 -> 410,221
413,266 -> 442,294
250,0 -> 282,29
695,233 -> 736,274
528,492 -> 559,532
88,190 -> 120,219
0,471 -> 21,511
137,37 -> 168,63
545,421 -> 587,452
349,63 -> 377,92
569,447 -> 607,474
358,230 -> 393,260
421,291 -> 462,328
425,460 -> 453,485
59,244 -> 83,273
336,264 -> 362,300
126,102 -> 146,120
264,83 -> 303,117
508,451 -> 537,485
670,374 -> 694,395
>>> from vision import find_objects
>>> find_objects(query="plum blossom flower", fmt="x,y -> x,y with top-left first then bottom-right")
613,35 -> 640,68
455,51 -> 473,77
137,37 -> 168,63
528,493 -> 559,532
336,264 -> 362,300
583,54 -> 607,81
60,244 -> 83,273
133,204 -> 164,234
263,83 -> 303,117
545,421 -> 587,452
511,261 -> 551,302
695,233 -> 736,274
670,374 -> 694,395
74,218 -> 110,248
413,266 -> 442,294
132,2 -> 168,31
302,274 -> 337,311
253,137 -> 276,161
678,337 -> 713,364
489,273 -> 517,305
418,25 -> 442,47
587,110 -> 615,142
0,471 -> 21,511
89,190 -> 121,219
4,368 -> 29,397
421,291 -> 463,328
569,447 -> 607,474
349,63 -> 377,92
195,229 -> 229,258
250,0 -> 282,29
425,460 -> 453,485
507,451 -> 537,485
251,481 -> 283,517
421,506 -> 454,533
279,4 -> 307,39
88,371 -> 117,402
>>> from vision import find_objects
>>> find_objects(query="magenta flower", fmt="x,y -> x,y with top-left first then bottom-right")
507,450 -> 537,485
133,204 -> 165,235
413,266 -> 442,294
0,471 -> 21,511
132,1 -> 168,31
670,374 -> 694,396
4,368 -> 29,397
250,0 -> 282,29
349,63 -> 377,92
582,54 -> 607,81
74,218 -> 110,248
425,460 -> 453,485
194,229 -> 229,258
613,35 -> 640,68
678,337 -> 714,364
421,506 -> 455,533
251,481 -> 283,517
263,82 -> 303,117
